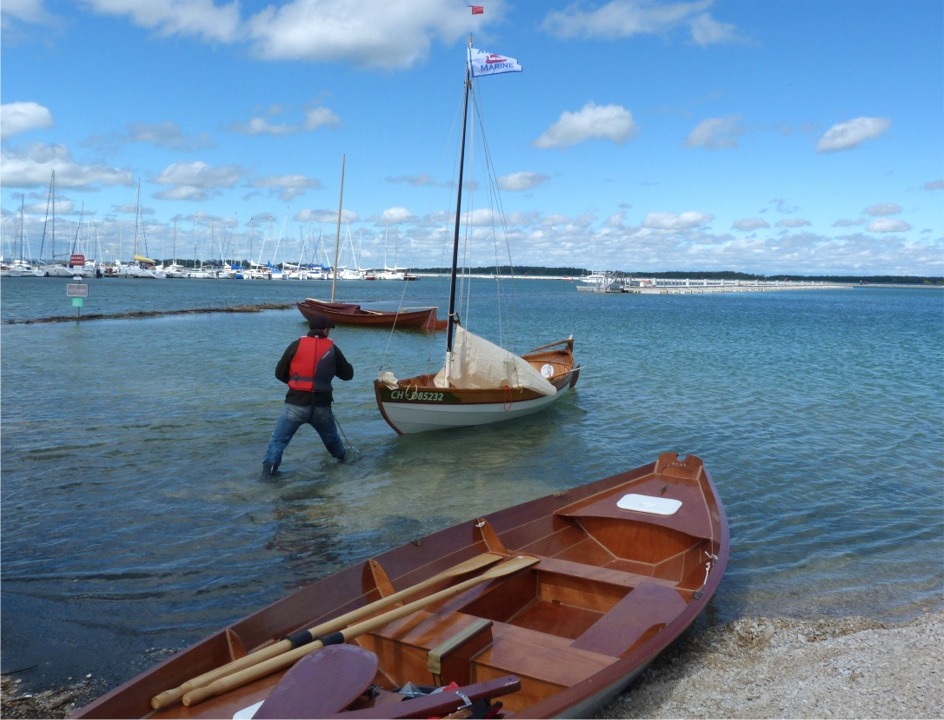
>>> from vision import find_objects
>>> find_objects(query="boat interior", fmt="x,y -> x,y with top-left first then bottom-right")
151,456 -> 720,718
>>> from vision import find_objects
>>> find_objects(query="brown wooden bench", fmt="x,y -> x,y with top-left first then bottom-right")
570,580 -> 687,656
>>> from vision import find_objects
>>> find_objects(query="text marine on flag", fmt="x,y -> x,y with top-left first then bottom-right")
468,48 -> 522,77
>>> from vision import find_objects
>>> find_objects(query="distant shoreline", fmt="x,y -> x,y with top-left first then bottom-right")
416,273 -> 943,287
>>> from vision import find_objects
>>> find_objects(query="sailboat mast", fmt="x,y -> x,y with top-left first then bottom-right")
331,154 -> 345,302
133,179 -> 140,258
18,195 -> 25,261
51,170 -> 56,262
447,40 -> 473,354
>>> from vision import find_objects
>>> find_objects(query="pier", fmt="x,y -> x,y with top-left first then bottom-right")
623,278 -> 851,294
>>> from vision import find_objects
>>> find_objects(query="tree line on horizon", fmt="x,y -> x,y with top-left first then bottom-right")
414,266 -> 942,286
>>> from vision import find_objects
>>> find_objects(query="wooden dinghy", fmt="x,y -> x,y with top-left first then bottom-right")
297,298 -> 446,331
74,452 -> 728,719
374,334 -> 580,434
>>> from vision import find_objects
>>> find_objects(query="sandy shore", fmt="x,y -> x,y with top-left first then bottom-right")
598,611 -> 943,719
2,612 -> 941,719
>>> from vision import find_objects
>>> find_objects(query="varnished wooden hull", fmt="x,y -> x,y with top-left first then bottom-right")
74,452 -> 728,719
297,298 -> 446,330
373,337 -> 581,434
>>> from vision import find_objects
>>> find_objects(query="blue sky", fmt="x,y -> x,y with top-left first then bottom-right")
1,0 -> 941,275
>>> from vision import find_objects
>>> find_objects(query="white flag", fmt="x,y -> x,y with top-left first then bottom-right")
468,48 -> 522,77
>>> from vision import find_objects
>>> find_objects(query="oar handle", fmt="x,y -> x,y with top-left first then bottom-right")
151,639 -> 291,709
183,637 -> 332,707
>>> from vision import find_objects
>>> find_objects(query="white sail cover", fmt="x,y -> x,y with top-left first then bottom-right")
434,326 -> 557,396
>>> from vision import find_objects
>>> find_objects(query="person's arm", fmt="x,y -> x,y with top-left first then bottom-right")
333,345 -> 354,381
275,340 -> 300,383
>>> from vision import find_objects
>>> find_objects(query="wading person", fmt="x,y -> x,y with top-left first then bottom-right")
262,316 -> 354,475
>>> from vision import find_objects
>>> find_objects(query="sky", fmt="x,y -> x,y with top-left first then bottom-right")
1,0 -> 942,276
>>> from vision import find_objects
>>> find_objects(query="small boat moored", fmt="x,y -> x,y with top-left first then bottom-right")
296,297 -> 446,330
74,451 -> 728,719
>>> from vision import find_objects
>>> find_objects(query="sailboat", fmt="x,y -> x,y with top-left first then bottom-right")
117,180 -> 165,279
8,196 -> 41,277
297,155 -> 445,330
35,170 -> 77,277
373,41 -> 580,434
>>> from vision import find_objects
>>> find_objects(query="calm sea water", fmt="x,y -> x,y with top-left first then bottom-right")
2,276 -> 942,694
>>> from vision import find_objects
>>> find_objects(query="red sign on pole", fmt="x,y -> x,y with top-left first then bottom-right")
70,254 -> 85,266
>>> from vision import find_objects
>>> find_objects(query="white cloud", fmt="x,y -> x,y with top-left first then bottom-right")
125,121 -> 211,151
245,0 -> 473,68
241,117 -> 297,136
542,0 -> 712,40
642,211 -> 713,231
387,174 -> 437,187
303,107 -> 341,130
153,161 -> 242,201
251,174 -> 322,202
155,161 -> 240,187
0,142 -> 131,188
925,179 -> 944,191
0,101 -> 53,138
685,115 -> 742,148
498,172 -> 549,192
733,218 -> 770,231
864,203 -> 902,216
465,207 -> 500,227
232,106 -> 340,135
690,12 -> 739,46
294,207 -> 352,224
83,0 -> 241,43
534,102 -> 636,149
381,207 -> 414,224
776,218 -> 812,228
816,116 -> 891,152
1,0 -> 50,23
868,218 -> 911,233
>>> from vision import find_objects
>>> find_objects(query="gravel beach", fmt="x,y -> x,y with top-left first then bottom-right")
2,611 -> 940,719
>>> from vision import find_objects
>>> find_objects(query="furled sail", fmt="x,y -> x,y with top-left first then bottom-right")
434,326 -> 556,396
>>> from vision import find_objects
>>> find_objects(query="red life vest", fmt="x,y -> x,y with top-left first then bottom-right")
288,336 -> 334,392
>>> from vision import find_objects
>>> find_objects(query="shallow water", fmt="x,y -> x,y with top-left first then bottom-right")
2,276 -> 942,692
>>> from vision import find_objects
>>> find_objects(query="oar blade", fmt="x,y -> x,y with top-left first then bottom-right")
254,645 -> 378,719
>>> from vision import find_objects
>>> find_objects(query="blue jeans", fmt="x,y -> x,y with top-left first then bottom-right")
263,402 -> 345,470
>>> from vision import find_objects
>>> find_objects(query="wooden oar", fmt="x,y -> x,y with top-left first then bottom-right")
181,555 -> 538,708
151,552 -> 504,710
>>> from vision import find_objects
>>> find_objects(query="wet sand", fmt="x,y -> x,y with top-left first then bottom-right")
2,612 -> 941,719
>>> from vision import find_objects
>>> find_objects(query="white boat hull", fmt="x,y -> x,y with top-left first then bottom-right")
376,384 -> 572,434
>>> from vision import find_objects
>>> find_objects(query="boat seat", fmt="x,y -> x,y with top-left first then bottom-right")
471,621 -> 614,690
570,580 -> 687,657
534,555 -> 662,590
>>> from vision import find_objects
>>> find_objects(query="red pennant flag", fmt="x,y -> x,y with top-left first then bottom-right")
471,5 -> 484,14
